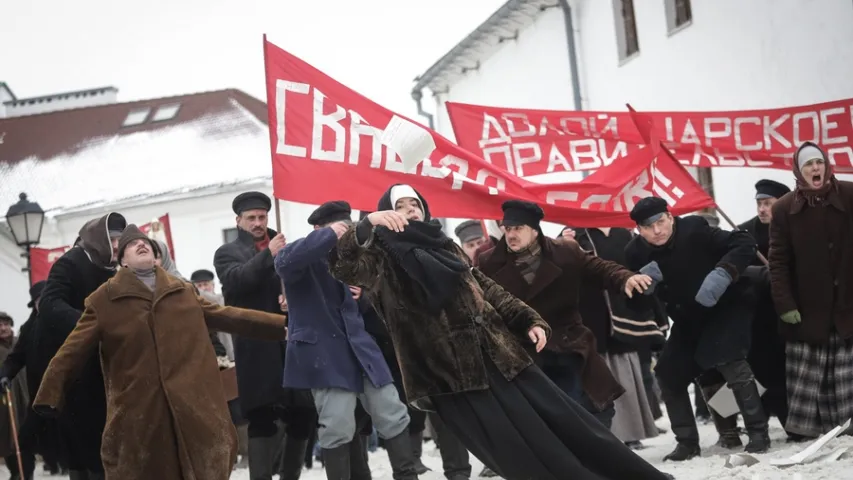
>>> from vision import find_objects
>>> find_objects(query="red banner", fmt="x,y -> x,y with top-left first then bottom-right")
28,214 -> 174,286
262,39 -> 711,227
445,99 -> 853,175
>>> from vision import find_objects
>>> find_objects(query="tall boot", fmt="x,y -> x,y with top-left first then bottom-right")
661,390 -> 701,461
409,430 -> 430,474
68,471 -> 89,480
350,435 -> 372,480
237,424 -> 250,468
701,383 -> 743,449
323,444 -> 351,480
278,435 -> 309,480
248,436 -> 280,480
382,430 -> 419,480
732,381 -> 770,453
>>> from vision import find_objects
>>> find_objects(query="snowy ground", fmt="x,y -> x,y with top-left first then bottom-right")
3,417 -> 851,479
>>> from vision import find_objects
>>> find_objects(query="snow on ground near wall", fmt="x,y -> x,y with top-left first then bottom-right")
4,417 -> 852,479
0,105 -> 271,213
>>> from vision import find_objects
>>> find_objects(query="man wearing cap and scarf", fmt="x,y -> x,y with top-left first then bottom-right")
624,197 -> 769,460
35,212 -> 126,479
33,224 -> 288,480
331,184 -> 673,480
479,200 -> 654,428
454,220 -> 498,267
213,191 -> 314,480
275,200 -> 418,480
769,142 -> 853,439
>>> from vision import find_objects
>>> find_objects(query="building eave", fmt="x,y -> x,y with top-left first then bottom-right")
411,0 -> 558,96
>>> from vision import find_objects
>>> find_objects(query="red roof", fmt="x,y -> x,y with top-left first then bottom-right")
0,88 -> 267,165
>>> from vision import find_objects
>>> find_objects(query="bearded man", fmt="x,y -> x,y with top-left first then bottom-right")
330,184 -> 673,480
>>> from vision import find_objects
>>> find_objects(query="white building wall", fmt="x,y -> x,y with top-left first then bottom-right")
428,0 -> 853,229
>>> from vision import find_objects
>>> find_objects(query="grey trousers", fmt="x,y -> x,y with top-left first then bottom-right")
313,378 -> 410,449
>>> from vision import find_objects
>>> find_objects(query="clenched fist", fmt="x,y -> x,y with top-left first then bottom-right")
269,233 -> 287,256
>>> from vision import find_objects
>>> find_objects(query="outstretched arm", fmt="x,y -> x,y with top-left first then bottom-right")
274,227 -> 338,278
213,244 -> 275,295
33,302 -> 102,414
200,296 -> 287,341
471,268 -> 551,340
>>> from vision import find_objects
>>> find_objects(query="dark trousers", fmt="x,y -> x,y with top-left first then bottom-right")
5,452 -> 35,479
540,351 -> 616,429
428,412 -> 472,479
246,404 -> 316,439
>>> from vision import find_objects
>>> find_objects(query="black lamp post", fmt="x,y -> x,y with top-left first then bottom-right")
5,192 -> 45,285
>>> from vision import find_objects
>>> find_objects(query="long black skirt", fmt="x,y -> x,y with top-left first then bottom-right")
431,355 -> 671,480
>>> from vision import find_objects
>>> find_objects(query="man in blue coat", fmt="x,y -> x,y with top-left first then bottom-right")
275,201 -> 419,480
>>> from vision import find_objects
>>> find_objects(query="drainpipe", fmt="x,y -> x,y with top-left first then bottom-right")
410,89 -> 435,130
557,0 -> 583,112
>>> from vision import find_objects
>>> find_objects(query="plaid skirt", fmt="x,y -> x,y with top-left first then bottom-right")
785,332 -> 853,437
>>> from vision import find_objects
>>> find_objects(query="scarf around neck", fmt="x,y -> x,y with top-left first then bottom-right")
510,241 -> 542,285
374,220 -> 468,314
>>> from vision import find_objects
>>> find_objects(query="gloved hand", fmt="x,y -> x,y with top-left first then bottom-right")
0,377 -> 9,394
639,261 -> 664,294
781,310 -> 802,324
695,267 -> 733,307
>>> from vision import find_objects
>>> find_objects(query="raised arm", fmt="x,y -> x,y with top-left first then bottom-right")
39,254 -> 86,339
330,218 -> 387,290
33,301 -> 102,414
274,227 -> 338,278
704,223 -> 757,282
471,268 -> 551,339
768,203 -> 798,315
574,242 -> 634,292
200,296 -> 287,341
213,243 -> 275,295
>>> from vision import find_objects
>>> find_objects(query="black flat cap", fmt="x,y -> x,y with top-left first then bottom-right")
755,179 -> 791,200
190,269 -> 215,283
454,220 -> 485,243
232,191 -> 272,215
501,200 -> 544,229
308,201 -> 352,226
630,197 -> 669,226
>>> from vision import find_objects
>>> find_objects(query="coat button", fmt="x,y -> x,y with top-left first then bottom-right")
473,315 -> 483,324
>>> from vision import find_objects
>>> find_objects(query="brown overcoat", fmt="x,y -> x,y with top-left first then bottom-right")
34,266 -> 287,480
331,227 -> 551,411
769,164 -> 853,345
478,237 -> 629,410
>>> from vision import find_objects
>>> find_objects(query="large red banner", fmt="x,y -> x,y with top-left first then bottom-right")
262,39 -> 713,226
28,214 -> 174,285
445,99 -> 853,175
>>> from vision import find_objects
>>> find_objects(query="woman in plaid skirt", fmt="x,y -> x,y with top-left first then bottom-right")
769,141 -> 853,438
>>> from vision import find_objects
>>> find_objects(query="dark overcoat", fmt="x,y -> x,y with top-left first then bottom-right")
274,227 -> 393,391
330,226 -> 551,411
36,213 -> 121,470
769,180 -> 853,345
34,267 -> 287,480
214,227 -> 311,413
624,215 -> 757,369
478,237 -> 627,410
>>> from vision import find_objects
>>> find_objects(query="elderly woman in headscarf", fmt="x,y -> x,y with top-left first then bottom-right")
769,141 -> 853,439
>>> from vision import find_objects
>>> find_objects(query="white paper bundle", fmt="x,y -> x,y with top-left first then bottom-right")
381,115 -> 437,172
706,381 -> 766,418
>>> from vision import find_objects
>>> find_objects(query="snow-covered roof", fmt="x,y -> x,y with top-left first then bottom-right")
0,89 -> 272,216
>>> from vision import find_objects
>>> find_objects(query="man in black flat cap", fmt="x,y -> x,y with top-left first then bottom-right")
624,197 -> 770,461
479,200 -> 653,428
738,179 -> 791,260
214,191 -> 313,480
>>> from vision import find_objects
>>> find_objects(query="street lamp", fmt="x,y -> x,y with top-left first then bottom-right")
5,192 -> 45,285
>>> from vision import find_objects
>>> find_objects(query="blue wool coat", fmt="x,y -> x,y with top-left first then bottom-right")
274,227 -> 393,392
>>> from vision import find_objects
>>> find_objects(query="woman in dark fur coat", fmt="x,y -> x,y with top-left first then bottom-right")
331,184 -> 673,480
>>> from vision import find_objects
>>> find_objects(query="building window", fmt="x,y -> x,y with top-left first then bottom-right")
122,108 -> 150,127
613,0 -> 640,61
665,0 -> 693,33
152,103 -> 181,122
223,227 -> 238,244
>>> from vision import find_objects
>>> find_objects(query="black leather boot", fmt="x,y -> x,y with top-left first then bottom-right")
323,444 -> 351,480
382,431 -> 419,480
350,435 -> 372,480
732,381 -> 770,453
663,442 -> 701,462
278,435 -> 309,480
249,436 -> 281,480
410,430 -> 430,474
701,383 -> 743,449
661,389 -> 701,460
